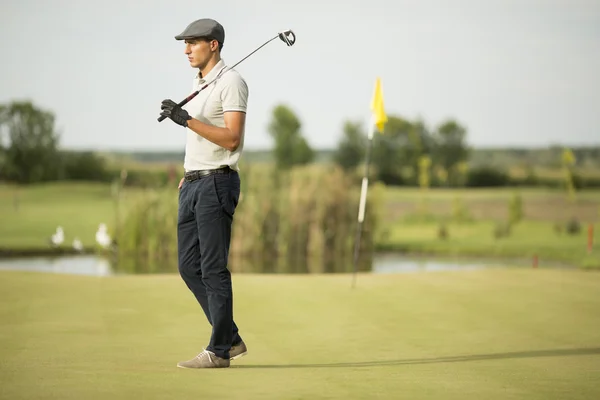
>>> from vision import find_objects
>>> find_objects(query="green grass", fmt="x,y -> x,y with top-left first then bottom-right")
0,182 -> 145,251
379,219 -> 598,265
1,269 -> 599,399
383,186 -> 600,206
1,183 -> 599,266
379,186 -> 600,266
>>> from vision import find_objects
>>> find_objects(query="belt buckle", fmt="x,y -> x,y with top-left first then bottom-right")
185,166 -> 229,182
184,171 -> 197,182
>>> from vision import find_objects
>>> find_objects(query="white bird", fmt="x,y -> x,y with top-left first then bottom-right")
50,226 -> 64,247
73,238 -> 83,252
95,223 -> 112,248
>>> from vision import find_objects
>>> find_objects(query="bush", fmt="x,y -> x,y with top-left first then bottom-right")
376,170 -> 406,186
61,151 -> 114,182
571,172 -> 585,190
466,166 -> 510,187
565,218 -> 582,235
508,191 -> 523,225
510,174 -> 600,190
118,169 -> 171,188
437,223 -> 449,240
581,176 -> 600,189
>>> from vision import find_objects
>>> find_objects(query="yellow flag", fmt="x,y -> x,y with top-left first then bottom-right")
370,77 -> 387,133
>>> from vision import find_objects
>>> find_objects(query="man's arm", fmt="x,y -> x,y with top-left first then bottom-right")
159,72 -> 248,151
186,111 -> 245,152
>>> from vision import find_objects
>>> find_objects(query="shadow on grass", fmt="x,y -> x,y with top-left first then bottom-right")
231,347 -> 600,369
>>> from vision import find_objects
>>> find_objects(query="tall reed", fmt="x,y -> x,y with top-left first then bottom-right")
114,163 -> 384,274
113,188 -> 178,274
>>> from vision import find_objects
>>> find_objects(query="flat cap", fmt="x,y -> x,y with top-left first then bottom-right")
174,18 -> 225,43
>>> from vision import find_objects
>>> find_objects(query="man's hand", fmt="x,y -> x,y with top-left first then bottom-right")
178,177 -> 184,190
160,99 -> 192,127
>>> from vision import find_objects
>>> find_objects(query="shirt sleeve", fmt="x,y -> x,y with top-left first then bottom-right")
220,73 -> 249,113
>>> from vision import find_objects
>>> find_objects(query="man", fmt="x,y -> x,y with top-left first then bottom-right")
159,18 -> 249,369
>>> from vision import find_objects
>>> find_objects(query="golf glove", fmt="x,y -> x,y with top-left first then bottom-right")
160,99 -> 192,127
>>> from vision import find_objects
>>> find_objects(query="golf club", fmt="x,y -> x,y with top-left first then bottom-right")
157,29 -> 296,122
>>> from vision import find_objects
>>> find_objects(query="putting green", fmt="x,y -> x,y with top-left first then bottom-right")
1,268 -> 599,399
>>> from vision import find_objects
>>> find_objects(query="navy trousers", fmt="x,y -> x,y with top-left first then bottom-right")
177,169 -> 242,359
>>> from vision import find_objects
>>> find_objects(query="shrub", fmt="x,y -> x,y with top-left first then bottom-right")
61,151 -> 113,182
437,223 -> 449,240
119,168 -> 170,188
466,166 -> 510,187
581,176 -> 600,189
565,217 -> 582,235
508,191 -> 523,225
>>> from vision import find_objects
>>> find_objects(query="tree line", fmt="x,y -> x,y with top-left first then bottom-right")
267,103 -> 469,184
0,101 -> 113,184
265,104 -> 600,189
2,100 -> 599,189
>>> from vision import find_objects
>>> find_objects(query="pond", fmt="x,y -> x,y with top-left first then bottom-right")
0,252 -> 575,277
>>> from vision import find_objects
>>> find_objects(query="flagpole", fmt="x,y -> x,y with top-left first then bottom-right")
352,118 -> 375,289
352,77 -> 386,288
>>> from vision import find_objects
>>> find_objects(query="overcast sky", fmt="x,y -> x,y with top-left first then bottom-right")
1,0 -> 599,151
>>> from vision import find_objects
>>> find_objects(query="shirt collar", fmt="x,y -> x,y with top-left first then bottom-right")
196,59 -> 226,84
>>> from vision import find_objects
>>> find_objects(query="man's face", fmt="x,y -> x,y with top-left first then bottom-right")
184,38 -> 218,69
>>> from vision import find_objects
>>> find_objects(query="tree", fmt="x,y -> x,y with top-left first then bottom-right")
0,101 -> 61,183
561,148 -> 576,203
432,119 -> 469,186
267,104 -> 314,169
0,107 -> 8,180
371,115 -> 414,185
407,118 -> 435,182
62,151 -> 111,181
332,120 -> 366,171
0,143 -> 5,181
368,115 -> 437,186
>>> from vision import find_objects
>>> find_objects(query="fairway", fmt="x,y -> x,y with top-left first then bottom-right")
1,183 -> 599,268
0,183 -> 146,251
1,269 -> 599,399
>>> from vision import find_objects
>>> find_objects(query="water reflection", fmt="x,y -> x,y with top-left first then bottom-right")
109,253 -> 372,275
0,255 -> 112,276
373,252 -> 574,273
373,253 -> 491,273
0,252 -> 575,277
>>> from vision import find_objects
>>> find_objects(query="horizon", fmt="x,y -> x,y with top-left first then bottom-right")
94,142 -> 600,154
2,0 -> 600,152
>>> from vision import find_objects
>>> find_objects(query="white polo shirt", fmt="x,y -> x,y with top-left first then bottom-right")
182,59 -> 249,172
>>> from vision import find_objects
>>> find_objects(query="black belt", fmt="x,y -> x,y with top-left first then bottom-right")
184,166 -> 231,182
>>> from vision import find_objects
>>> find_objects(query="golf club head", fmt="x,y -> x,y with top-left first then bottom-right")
278,30 -> 296,46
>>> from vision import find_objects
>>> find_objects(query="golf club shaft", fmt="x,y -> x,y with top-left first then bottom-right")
158,33 -> 286,122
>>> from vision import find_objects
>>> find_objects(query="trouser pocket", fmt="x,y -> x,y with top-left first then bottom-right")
211,172 -> 240,218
